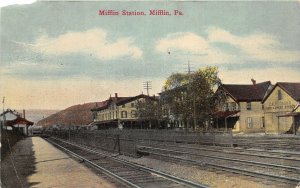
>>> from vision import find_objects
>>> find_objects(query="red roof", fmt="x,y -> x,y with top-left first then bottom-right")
91,94 -> 156,111
91,97 -> 129,111
6,116 -> 34,127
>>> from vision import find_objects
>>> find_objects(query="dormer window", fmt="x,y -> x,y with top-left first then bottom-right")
223,103 -> 229,111
278,90 -> 282,100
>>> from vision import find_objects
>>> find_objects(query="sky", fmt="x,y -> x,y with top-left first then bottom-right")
1,1 -> 300,110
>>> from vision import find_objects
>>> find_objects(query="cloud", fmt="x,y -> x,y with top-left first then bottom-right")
155,32 -> 234,64
0,0 -> 36,8
219,67 -> 300,84
29,28 -> 143,60
156,32 -> 209,53
156,28 -> 300,65
208,27 -> 300,63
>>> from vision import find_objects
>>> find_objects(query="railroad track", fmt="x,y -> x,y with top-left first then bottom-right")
137,145 -> 300,185
138,141 -> 300,164
233,137 -> 300,151
44,137 -> 209,188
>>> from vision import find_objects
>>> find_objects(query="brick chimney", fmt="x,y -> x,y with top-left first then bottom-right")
251,78 -> 256,85
23,109 -> 25,118
115,93 -> 118,98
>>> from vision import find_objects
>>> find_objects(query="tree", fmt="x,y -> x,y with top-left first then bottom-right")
136,98 -> 167,129
162,66 -> 225,130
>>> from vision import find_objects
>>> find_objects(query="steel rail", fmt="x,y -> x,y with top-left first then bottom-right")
138,137 -> 300,159
138,146 -> 300,172
138,144 -> 300,161
45,138 -> 141,188
140,141 -> 300,161
227,146 -> 300,156
47,137 -> 209,188
143,150 -> 300,184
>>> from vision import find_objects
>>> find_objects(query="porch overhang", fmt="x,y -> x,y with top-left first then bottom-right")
277,112 -> 300,117
5,117 -> 34,127
213,111 -> 240,119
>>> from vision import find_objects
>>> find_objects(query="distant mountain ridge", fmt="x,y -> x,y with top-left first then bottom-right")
16,109 -> 59,125
36,102 -> 99,127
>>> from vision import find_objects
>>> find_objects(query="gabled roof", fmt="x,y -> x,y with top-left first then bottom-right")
221,81 -> 272,102
91,94 -> 156,112
91,100 -> 110,111
116,94 -> 156,105
6,116 -> 34,127
263,82 -> 300,102
0,109 -> 19,117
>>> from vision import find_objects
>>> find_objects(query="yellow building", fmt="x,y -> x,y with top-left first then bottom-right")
262,82 -> 300,134
91,93 -> 155,129
215,81 -> 272,133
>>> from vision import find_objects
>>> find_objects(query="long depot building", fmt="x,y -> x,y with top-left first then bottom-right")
91,93 -> 156,129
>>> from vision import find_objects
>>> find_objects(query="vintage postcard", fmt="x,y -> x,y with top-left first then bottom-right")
1,1 -> 300,188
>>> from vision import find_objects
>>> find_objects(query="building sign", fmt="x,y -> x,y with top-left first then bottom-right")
265,101 -> 295,111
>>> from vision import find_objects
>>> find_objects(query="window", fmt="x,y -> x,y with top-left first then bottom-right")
224,103 -> 229,111
229,102 -> 237,111
122,104 -> 125,108
131,103 -> 135,108
121,111 -> 127,118
247,117 -> 253,128
131,110 -> 136,118
278,90 -> 282,100
261,117 -> 265,128
246,102 -> 251,110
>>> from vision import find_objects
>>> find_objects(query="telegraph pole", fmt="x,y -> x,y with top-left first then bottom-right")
2,96 -> 5,130
143,81 -> 152,96
168,49 -> 208,130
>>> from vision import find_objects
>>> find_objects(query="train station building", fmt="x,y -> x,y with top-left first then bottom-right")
262,82 -> 300,134
91,93 -> 156,129
215,81 -> 300,134
214,81 -> 272,133
0,109 -> 34,136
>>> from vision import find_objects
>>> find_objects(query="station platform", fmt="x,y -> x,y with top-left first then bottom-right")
1,137 -> 116,188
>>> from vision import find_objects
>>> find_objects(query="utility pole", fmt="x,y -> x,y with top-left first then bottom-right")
187,60 -> 192,74
143,81 -> 152,96
186,52 -> 194,74
168,50 -> 208,131
2,96 -> 6,130
2,96 -> 4,112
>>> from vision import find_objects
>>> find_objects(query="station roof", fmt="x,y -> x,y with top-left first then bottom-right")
221,81 -> 272,102
91,94 -> 156,111
263,82 -> 300,102
5,116 -> 34,127
213,110 -> 240,118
